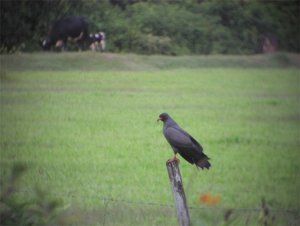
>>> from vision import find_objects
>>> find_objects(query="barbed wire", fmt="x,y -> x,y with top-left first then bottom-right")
17,189 -> 300,215
100,196 -> 300,214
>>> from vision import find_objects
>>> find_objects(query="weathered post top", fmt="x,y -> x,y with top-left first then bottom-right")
166,160 -> 190,226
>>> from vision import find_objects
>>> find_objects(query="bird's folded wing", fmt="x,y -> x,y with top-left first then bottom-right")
165,126 -> 203,151
164,127 -> 194,149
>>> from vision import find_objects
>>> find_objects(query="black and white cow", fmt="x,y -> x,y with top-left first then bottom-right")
41,16 -> 89,51
89,32 -> 106,52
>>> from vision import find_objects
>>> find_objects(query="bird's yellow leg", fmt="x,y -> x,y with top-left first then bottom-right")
167,154 -> 179,163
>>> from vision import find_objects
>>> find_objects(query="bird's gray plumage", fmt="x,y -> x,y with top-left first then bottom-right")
158,112 -> 211,169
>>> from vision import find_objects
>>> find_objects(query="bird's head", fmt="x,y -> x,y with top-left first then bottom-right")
157,112 -> 170,122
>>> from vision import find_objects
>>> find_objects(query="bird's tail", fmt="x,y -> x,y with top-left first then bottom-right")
196,155 -> 211,169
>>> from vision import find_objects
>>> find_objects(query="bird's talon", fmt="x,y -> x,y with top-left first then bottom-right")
166,156 -> 179,163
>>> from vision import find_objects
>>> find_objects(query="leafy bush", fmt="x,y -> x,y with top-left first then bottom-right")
0,163 -> 69,226
132,34 -> 172,55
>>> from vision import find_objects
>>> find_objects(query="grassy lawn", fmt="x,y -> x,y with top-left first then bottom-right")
1,52 -> 299,225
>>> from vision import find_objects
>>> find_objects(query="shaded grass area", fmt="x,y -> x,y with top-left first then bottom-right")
0,52 -> 300,72
0,53 -> 300,225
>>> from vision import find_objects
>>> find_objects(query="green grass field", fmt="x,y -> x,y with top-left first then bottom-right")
1,52 -> 300,225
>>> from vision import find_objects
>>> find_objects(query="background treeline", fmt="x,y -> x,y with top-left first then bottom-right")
0,0 -> 299,54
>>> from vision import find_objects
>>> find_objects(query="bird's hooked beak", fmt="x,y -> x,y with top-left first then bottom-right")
157,117 -> 162,122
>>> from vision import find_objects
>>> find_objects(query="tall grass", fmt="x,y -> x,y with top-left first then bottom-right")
0,53 -> 299,225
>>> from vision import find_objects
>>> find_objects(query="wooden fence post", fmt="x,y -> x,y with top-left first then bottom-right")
166,160 -> 190,226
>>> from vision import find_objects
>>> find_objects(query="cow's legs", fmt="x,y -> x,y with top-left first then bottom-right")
61,38 -> 67,51
78,41 -> 84,51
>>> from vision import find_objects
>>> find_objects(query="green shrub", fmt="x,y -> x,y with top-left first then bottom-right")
0,163 -> 69,226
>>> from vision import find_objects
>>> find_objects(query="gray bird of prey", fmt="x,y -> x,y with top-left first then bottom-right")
158,113 -> 211,169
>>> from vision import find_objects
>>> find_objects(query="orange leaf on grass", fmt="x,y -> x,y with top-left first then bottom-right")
199,193 -> 221,205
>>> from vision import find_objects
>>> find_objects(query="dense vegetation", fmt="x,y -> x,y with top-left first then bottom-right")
1,0 -> 299,54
